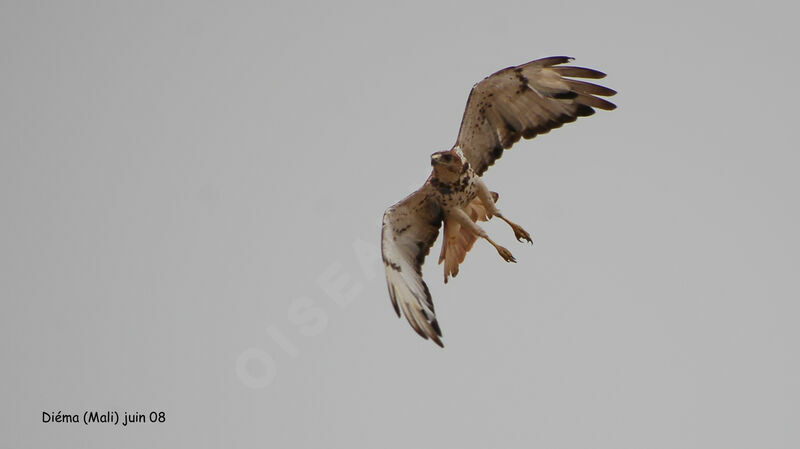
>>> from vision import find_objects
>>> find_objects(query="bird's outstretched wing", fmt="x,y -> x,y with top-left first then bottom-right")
381,184 -> 444,346
455,56 -> 616,175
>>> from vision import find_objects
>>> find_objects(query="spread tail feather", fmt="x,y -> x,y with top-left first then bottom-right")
438,192 -> 499,283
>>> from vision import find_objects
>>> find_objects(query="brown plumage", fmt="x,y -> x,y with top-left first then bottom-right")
381,56 -> 616,347
439,192 -> 499,283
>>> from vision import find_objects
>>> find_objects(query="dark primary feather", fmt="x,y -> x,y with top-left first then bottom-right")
551,66 -> 607,79
454,56 -> 617,175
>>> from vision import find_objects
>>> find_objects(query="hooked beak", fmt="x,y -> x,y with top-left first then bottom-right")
430,154 -> 442,166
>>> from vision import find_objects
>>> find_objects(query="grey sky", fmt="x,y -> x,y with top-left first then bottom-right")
2,1 -> 798,448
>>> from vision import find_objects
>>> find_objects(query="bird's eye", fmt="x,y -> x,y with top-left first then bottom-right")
442,155 -> 452,162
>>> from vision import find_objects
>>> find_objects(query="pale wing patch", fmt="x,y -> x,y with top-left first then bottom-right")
381,186 -> 444,346
438,192 -> 499,283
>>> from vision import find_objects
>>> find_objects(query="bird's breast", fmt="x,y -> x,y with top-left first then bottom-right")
436,182 -> 477,211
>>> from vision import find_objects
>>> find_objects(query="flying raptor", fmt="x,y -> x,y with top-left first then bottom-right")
381,56 -> 616,346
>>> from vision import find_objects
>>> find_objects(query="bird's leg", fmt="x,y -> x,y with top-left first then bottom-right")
498,215 -> 532,244
449,208 -> 516,263
475,179 -> 533,244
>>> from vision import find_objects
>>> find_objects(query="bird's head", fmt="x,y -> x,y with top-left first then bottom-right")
430,150 -> 465,178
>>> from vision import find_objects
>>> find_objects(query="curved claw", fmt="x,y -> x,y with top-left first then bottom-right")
512,224 -> 533,244
496,245 -> 517,263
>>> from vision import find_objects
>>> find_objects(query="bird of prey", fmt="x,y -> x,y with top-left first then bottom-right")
381,56 -> 616,347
